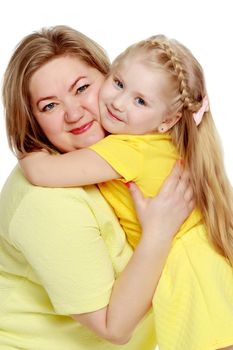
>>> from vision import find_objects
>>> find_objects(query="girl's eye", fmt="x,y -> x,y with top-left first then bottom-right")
114,79 -> 124,89
135,97 -> 146,106
76,84 -> 89,94
42,102 -> 56,112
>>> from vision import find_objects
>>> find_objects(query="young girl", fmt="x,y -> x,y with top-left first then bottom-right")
20,35 -> 233,349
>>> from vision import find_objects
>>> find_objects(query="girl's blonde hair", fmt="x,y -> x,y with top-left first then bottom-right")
115,35 -> 233,265
2,25 -> 110,155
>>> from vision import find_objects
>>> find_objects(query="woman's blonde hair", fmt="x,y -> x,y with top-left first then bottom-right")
2,25 -> 110,154
114,35 -> 233,265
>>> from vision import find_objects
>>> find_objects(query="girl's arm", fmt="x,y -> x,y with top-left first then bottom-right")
19,149 -> 120,187
72,163 -> 194,344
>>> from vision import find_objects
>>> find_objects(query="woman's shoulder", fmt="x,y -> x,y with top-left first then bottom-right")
0,166 -> 93,228
1,165 -> 89,201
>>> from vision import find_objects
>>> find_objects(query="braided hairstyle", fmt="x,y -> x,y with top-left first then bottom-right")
113,35 -> 233,265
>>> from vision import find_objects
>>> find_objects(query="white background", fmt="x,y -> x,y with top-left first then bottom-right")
0,0 -> 232,193
0,2 -> 232,349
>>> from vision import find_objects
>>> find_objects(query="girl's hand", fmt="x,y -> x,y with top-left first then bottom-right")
128,162 -> 195,240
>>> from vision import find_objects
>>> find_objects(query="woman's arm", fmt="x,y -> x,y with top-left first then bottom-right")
15,161 -> 193,344
72,163 -> 194,344
19,148 -> 120,187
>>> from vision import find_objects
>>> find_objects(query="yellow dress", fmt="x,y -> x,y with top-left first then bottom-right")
90,133 -> 233,350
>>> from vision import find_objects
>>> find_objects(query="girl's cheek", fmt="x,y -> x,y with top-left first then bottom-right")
86,88 -> 101,114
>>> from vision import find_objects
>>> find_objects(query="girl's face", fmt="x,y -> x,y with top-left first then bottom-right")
29,55 -> 106,152
99,57 -> 169,135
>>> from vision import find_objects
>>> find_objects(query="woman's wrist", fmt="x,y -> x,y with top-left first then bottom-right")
140,228 -> 173,247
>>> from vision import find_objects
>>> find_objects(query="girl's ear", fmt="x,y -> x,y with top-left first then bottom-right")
158,113 -> 182,133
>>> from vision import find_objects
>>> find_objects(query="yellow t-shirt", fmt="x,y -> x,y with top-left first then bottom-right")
90,134 -> 233,350
0,166 -> 156,350
90,133 -> 202,248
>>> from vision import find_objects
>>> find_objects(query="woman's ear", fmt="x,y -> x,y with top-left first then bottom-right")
158,113 -> 182,133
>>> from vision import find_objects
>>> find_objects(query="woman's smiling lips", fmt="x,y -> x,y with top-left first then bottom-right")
69,121 -> 94,135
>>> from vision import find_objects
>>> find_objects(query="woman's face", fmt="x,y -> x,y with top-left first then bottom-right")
29,56 -> 106,152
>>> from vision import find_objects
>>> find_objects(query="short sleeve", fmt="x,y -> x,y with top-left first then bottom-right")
89,135 -> 143,182
10,187 -> 115,315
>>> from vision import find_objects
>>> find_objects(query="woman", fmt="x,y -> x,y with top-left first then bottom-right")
0,25 -> 193,350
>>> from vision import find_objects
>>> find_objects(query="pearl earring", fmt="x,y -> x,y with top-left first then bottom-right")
158,125 -> 165,133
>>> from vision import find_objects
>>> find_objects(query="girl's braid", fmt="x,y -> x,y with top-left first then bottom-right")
148,37 -> 201,112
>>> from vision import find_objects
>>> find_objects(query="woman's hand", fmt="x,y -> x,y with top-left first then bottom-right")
129,161 -> 195,240
73,161 -> 194,342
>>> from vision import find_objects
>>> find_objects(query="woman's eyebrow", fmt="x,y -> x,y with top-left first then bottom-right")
68,76 -> 87,92
36,76 -> 87,106
36,95 -> 56,107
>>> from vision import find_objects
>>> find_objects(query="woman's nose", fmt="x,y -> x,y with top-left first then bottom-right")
64,100 -> 84,123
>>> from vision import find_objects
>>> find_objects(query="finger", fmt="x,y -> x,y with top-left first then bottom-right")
175,169 -> 190,195
184,186 -> 194,203
127,182 -> 146,211
188,199 -> 196,212
179,168 -> 190,183
160,162 -> 182,195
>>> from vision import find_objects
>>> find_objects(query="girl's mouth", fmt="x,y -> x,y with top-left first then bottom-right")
107,108 -> 123,122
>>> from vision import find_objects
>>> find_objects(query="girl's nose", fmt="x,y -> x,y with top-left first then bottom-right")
111,94 -> 126,112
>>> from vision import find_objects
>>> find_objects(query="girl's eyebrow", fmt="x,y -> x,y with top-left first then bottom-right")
113,70 -> 122,78
112,71 -> 125,85
133,90 -> 153,103
36,76 -> 87,106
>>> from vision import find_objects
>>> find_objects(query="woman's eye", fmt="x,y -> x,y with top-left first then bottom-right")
76,84 -> 89,94
114,79 -> 123,89
135,97 -> 146,106
42,102 -> 56,112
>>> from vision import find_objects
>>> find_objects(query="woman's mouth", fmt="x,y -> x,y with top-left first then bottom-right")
69,121 -> 94,135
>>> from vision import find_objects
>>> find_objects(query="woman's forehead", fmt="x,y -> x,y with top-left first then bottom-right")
29,56 -> 102,100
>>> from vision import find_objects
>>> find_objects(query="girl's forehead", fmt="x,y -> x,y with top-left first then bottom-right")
113,55 -> 165,80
